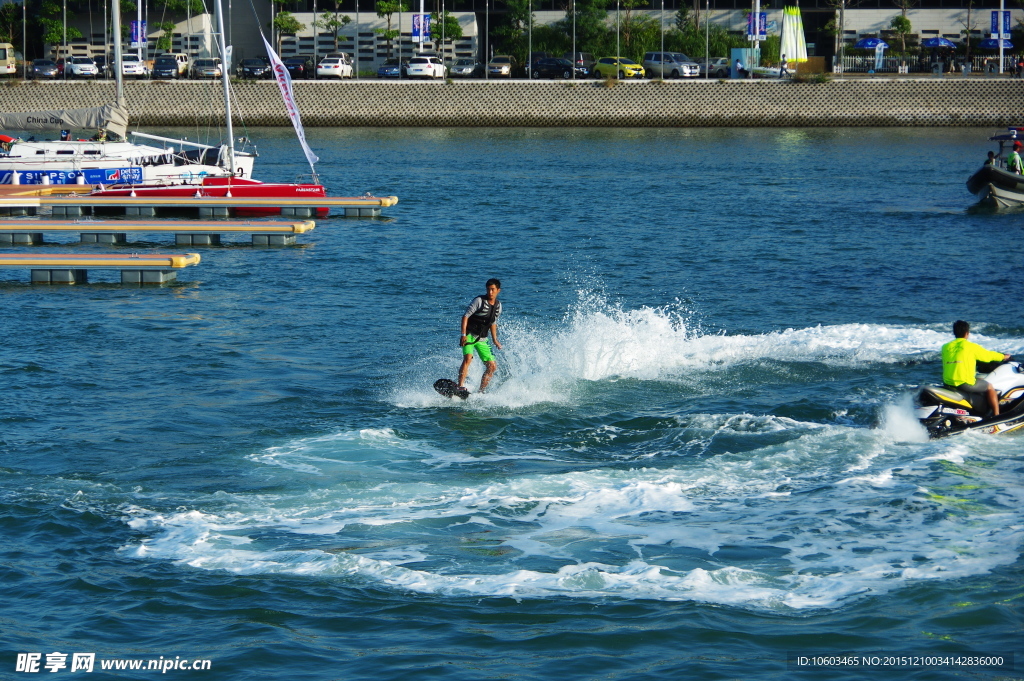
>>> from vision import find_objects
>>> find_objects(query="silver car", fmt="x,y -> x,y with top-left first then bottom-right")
450,58 -> 482,78
697,57 -> 730,78
643,52 -> 699,79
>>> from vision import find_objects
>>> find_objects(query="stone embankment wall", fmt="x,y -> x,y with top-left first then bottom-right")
1,79 -> 1022,127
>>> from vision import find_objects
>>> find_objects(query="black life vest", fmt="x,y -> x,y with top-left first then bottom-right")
466,296 -> 499,339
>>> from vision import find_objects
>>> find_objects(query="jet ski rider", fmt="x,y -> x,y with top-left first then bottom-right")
942,320 -> 1011,416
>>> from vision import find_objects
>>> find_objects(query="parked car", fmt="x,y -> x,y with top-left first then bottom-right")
523,51 -> 550,77
487,55 -> 516,78
316,55 -> 353,79
377,57 -> 407,78
93,54 -> 110,77
157,53 -> 190,77
449,58 -> 482,78
28,58 -> 59,79
697,57 -> 730,77
238,57 -> 272,79
190,58 -> 223,79
530,57 -> 586,79
563,51 -> 596,74
283,56 -> 313,79
593,56 -> 645,79
55,57 -> 66,77
643,51 -> 699,78
67,56 -> 98,79
121,54 -> 149,79
151,56 -> 181,80
406,55 -> 446,79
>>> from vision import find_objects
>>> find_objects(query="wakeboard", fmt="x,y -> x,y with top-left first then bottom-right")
434,378 -> 470,400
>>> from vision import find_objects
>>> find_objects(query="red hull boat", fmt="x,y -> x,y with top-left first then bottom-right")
91,177 -> 330,217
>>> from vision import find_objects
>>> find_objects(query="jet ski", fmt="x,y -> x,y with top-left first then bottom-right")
914,359 -> 1024,438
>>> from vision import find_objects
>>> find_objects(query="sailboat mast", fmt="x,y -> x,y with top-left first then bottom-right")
214,0 -> 236,175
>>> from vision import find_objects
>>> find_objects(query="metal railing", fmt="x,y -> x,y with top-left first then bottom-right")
835,54 -> 1022,74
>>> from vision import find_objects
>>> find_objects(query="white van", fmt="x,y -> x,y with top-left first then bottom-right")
0,43 -> 16,75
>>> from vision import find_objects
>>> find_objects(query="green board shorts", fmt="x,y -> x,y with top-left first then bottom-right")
462,334 -> 495,362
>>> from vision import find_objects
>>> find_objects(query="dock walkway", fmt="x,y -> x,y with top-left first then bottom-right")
0,187 -> 398,219
0,252 -> 201,284
0,219 -> 316,246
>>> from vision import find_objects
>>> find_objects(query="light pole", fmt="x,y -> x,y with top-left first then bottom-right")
571,0 -> 575,80
528,0 -> 531,79
705,0 -> 709,80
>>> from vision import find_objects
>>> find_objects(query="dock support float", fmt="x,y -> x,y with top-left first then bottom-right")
0,233 -> 44,245
31,269 -> 88,284
251,234 -> 296,246
176,234 -> 222,246
80,233 -> 127,244
120,270 -> 179,284
343,207 -> 381,218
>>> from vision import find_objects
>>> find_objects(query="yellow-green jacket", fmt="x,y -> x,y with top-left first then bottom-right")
941,338 -> 1004,386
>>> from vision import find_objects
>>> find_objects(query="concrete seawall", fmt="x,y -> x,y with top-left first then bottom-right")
2,79 -> 1022,127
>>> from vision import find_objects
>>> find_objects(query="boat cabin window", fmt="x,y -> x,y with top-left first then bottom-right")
56,150 -> 74,154
83,150 -> 100,155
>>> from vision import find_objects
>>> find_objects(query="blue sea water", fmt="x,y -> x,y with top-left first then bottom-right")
1,126 -> 1023,680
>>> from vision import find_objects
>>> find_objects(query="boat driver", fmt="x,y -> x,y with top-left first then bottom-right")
1007,141 -> 1023,174
942,320 -> 1011,416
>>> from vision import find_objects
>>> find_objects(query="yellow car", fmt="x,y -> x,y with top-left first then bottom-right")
593,57 -> 645,79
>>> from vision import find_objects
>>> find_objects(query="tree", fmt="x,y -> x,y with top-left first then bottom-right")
958,0 -> 976,61
273,12 -> 305,53
0,2 -> 23,49
889,14 -> 911,52
155,21 -> 176,52
665,20 -> 744,58
375,0 -> 409,59
617,0 -> 648,55
893,0 -> 916,19
674,6 -> 692,32
430,10 -> 463,54
553,0 -> 610,56
314,10 -> 352,52
492,0 -> 530,63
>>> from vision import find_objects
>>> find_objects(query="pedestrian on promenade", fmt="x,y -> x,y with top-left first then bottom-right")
779,54 -> 789,79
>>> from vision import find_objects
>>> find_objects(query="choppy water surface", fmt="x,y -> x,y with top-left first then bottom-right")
2,127 -> 1022,680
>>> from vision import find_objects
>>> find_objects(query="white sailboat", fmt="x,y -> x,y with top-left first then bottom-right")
0,0 -> 255,186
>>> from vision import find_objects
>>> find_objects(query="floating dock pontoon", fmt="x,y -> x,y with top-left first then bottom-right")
0,186 -> 397,219
0,252 -> 201,284
0,219 -> 316,246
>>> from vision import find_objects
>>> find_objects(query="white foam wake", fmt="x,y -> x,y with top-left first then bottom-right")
119,424 -> 1024,610
394,293 -> 1024,408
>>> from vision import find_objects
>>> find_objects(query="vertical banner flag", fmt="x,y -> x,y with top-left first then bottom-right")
130,21 -> 147,48
991,10 -> 1012,39
261,35 -> 319,169
412,14 -> 431,39
746,12 -> 766,40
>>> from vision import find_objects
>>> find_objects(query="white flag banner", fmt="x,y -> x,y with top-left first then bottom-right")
262,35 -> 320,169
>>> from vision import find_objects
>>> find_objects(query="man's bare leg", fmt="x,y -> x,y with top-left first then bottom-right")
988,385 -> 1001,416
480,360 -> 497,393
458,354 -> 473,388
